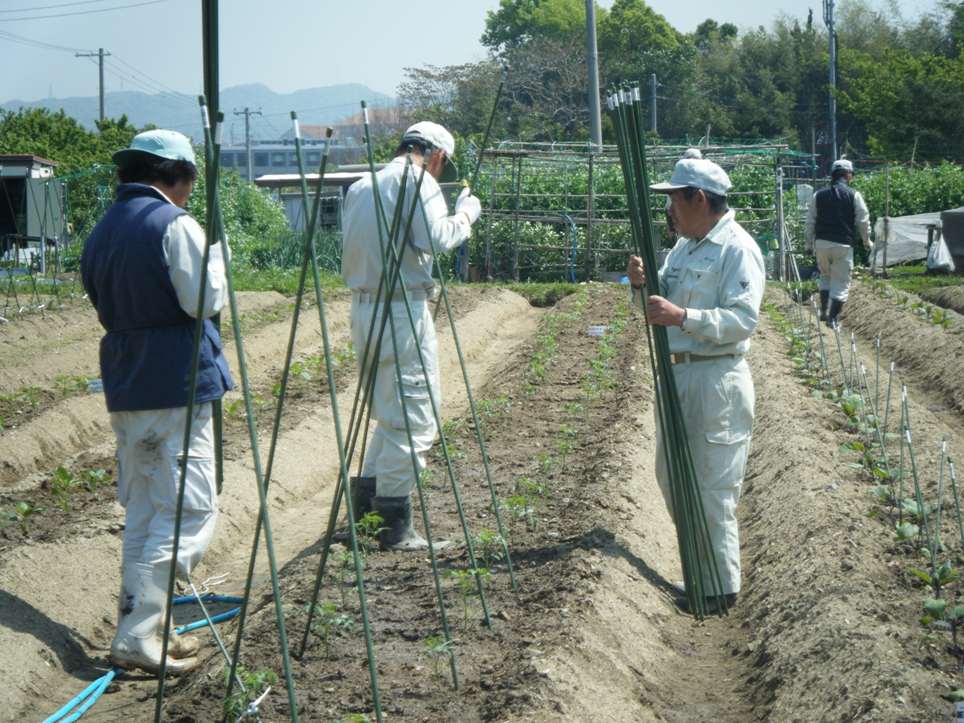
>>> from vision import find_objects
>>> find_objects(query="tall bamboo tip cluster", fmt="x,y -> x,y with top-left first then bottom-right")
606,85 -> 729,620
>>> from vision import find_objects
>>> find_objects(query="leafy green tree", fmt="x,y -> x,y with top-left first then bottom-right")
837,48 -> 964,160
398,61 -> 504,138
693,19 -> 738,50
482,0 -> 607,50
0,107 -> 142,175
598,0 -> 679,60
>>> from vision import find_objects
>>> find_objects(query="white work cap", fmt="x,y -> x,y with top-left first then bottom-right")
681,148 -> 702,159
112,129 -> 196,168
831,158 -> 854,173
650,158 -> 732,197
401,121 -> 455,156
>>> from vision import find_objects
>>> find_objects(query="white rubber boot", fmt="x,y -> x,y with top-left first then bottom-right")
108,562 -> 199,675
168,630 -> 200,659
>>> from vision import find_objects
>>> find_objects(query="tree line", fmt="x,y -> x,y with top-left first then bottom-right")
398,0 -> 964,163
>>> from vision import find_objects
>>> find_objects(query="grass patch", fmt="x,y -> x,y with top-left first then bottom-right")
878,265 -> 962,294
499,280 -> 581,307
232,265 -> 344,295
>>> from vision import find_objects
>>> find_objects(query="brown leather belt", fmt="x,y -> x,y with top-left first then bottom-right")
672,353 -> 738,365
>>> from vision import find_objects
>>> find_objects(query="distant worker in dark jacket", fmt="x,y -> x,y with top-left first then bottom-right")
804,159 -> 872,326
81,130 -> 233,675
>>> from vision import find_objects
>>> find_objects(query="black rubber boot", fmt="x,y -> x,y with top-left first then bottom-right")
372,496 -> 451,552
826,298 -> 844,328
333,476 -> 376,543
818,290 -> 829,321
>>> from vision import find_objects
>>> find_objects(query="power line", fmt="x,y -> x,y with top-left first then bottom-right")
0,27 -> 89,52
0,0 -> 174,22
109,52 -> 194,103
101,58 -> 195,106
0,0 -> 115,15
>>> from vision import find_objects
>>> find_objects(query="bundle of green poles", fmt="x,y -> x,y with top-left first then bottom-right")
606,86 -> 729,620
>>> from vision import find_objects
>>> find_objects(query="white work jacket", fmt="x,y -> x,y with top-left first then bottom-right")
156,188 -> 230,320
633,210 -> 765,356
340,157 -> 471,294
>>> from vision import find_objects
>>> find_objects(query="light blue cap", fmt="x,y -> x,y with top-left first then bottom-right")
112,129 -> 196,168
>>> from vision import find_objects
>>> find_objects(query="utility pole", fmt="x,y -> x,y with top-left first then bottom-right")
585,0 -> 602,149
651,74 -> 657,133
234,107 -> 261,182
823,0 -> 837,162
75,47 -> 111,121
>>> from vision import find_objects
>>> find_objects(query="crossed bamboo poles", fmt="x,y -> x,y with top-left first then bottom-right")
147,88 -> 518,720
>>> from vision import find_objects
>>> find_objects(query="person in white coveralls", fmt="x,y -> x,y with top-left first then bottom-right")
340,121 -> 481,551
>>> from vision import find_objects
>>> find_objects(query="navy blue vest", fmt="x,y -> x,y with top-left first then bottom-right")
813,178 -> 859,246
80,184 -> 233,412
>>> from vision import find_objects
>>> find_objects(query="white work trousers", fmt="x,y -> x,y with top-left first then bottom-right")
350,296 -> 439,498
655,355 -> 754,596
111,402 -> 218,576
816,242 -> 854,302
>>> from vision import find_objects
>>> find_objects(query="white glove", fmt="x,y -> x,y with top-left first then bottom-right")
455,187 -> 481,225
865,241 -> 874,253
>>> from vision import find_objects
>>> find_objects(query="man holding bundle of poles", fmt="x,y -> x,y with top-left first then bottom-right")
626,155 -> 764,614
340,121 -> 482,551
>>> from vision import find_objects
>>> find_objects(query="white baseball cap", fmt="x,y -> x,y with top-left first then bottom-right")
681,148 -> 702,159
831,159 -> 854,173
400,121 -> 458,181
112,129 -> 196,168
650,158 -> 731,197
402,121 -> 455,156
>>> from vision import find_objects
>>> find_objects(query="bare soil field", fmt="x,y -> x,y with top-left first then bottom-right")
1,276 -> 963,723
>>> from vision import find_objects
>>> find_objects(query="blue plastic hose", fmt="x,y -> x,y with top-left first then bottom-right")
41,595 -> 243,723
40,669 -> 117,723
562,214 -> 578,283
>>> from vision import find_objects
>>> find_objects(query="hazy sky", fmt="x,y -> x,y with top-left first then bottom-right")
0,0 -> 923,113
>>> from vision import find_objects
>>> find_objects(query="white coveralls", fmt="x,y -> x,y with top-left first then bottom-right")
341,157 -> 471,498
113,208 -> 230,575
632,210 -> 765,595
804,190 -> 871,303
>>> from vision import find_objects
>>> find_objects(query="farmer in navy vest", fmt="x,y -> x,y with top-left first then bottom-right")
804,159 -> 872,327
81,130 -> 232,675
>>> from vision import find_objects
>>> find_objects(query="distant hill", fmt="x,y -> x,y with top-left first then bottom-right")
1,83 -> 395,141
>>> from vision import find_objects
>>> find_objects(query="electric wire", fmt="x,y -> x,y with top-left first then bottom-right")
0,0 -> 116,14
0,27 -> 89,51
0,0 -> 174,21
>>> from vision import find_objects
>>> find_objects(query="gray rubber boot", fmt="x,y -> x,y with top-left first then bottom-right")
333,476 -> 376,543
826,298 -> 844,328
372,496 -> 451,552
108,562 -> 199,675
818,290 -> 830,321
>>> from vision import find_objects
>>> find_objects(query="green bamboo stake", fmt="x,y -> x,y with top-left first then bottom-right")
897,384 -> 907,525
362,146 -> 465,684
930,438 -> 948,584
904,395 -> 933,553
882,360 -> 895,440
194,102 -> 300,723
607,85 -> 726,619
